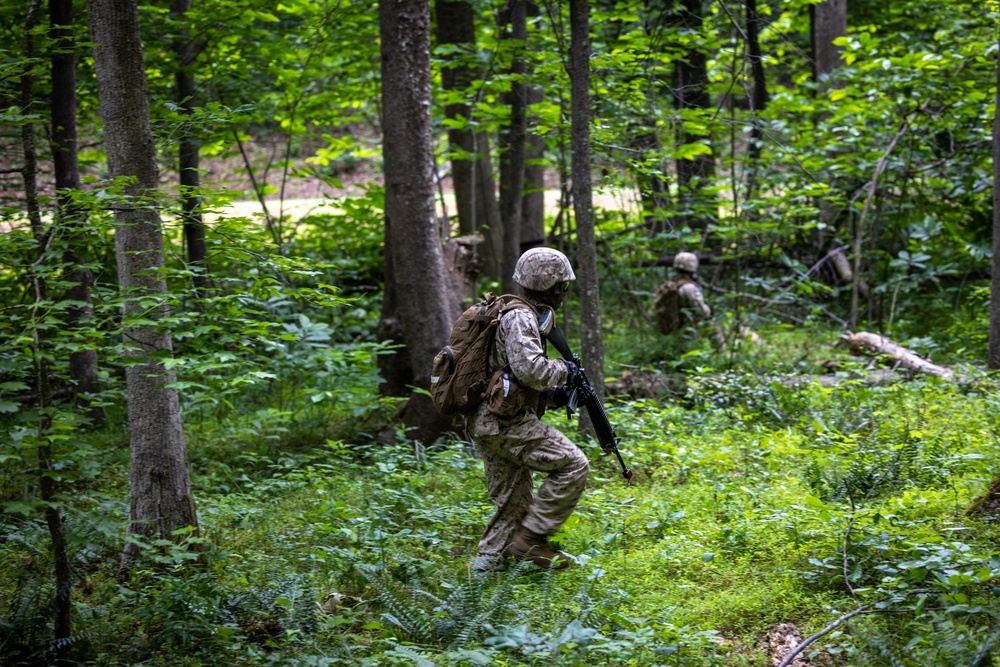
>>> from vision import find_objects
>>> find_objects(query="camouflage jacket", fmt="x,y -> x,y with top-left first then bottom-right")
677,278 -> 712,320
469,305 -> 568,436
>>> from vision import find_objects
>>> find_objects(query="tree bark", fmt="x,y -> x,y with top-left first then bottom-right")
377,217 -> 415,397
744,0 -> 768,200
379,0 -> 453,439
840,332 -> 953,379
569,0 -> 605,400
810,0 -> 846,85
24,1 -> 73,655
674,0 -> 715,235
522,85 -> 547,249
87,0 -> 199,567
435,0 -> 503,280
171,0 -> 212,299
630,130 -> 671,234
51,0 -> 102,421
499,0 -> 528,295
990,32 -> 1000,370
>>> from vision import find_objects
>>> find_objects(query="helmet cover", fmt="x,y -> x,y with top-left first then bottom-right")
673,252 -> 699,273
512,248 -> 576,291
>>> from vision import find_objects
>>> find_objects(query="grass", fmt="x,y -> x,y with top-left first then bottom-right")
5,364 -> 997,666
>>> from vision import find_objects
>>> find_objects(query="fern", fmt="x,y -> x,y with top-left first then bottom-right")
355,558 -> 533,649
225,572 -> 319,639
357,564 -> 435,643
0,574 -> 57,664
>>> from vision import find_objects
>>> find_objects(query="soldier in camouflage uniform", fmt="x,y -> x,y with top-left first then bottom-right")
672,252 -> 726,352
468,248 -> 587,571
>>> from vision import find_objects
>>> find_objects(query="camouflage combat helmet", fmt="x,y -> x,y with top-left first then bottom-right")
513,248 -> 576,291
673,252 -> 699,274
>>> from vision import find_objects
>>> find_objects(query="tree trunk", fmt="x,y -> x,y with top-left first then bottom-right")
744,0 -> 768,200
171,0 -> 212,298
810,0 -> 847,85
674,0 -> 715,236
811,0 -> 847,274
377,217 -> 415,397
569,0 -> 605,400
435,0 -> 503,280
499,0 -> 528,295
840,332 -> 953,379
379,0 -> 453,439
522,85 -> 547,249
24,1 -> 73,655
50,0 -> 101,419
990,31 -> 1000,370
630,130 -> 671,234
87,0 -> 199,567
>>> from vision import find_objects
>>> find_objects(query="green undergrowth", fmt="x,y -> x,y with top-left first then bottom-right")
3,377 -> 1000,666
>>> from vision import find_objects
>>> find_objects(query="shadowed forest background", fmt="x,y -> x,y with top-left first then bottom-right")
2,0 -> 1000,665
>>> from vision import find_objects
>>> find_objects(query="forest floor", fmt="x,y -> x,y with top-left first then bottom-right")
221,189 -> 640,223
25,357 -> 996,667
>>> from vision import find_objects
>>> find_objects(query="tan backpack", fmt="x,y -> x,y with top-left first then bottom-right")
652,279 -> 682,335
430,293 -> 536,417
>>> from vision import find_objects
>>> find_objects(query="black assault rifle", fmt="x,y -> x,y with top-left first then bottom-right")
547,324 -> 634,485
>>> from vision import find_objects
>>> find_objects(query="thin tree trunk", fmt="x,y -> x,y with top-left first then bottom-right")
674,0 -> 715,236
744,0 -> 768,201
435,0 -> 504,280
811,0 -> 847,256
630,130 -> 671,234
172,0 -> 211,299
499,0 -> 528,295
848,105 -> 925,331
522,85 -> 547,249
569,0 -> 605,400
50,0 -> 102,421
379,0 -> 453,439
989,31 -> 1000,370
31,279 -> 72,664
24,1 -> 72,654
810,0 -> 846,86
87,0 -> 199,570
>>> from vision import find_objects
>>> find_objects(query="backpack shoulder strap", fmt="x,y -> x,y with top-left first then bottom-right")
498,294 -> 539,317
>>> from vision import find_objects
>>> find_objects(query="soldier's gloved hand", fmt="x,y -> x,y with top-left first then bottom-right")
551,384 -> 573,408
562,360 -> 581,387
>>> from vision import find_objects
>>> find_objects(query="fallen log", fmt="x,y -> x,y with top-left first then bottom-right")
839,332 -> 953,379
603,368 -> 904,398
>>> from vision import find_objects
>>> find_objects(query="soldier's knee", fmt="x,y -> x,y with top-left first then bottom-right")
568,447 -> 589,480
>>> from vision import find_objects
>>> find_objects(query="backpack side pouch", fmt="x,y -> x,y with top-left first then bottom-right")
484,369 -> 526,418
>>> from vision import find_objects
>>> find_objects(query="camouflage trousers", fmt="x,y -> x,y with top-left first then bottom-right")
469,407 -> 589,558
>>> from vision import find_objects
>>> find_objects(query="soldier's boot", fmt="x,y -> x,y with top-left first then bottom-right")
507,528 -> 572,570
470,554 -> 506,575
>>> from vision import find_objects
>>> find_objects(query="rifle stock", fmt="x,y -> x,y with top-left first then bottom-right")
547,325 -> 634,484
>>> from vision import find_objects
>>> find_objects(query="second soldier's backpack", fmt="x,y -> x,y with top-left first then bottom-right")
430,293 -> 536,418
652,280 -> 681,335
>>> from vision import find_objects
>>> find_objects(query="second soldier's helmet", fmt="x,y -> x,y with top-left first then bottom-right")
513,247 -> 576,291
673,251 -> 699,273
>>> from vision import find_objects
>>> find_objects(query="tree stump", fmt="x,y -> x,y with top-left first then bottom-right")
443,233 -> 484,319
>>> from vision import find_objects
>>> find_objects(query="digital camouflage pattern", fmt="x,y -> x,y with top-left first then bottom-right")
467,306 -> 588,561
673,251 -> 699,273
677,279 -> 726,351
652,275 -> 725,350
677,279 -> 712,320
512,247 -> 576,291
